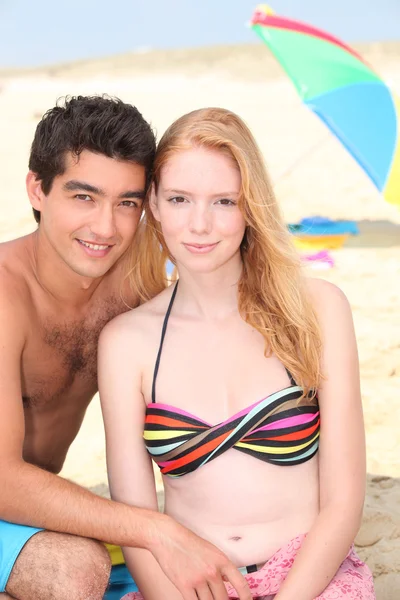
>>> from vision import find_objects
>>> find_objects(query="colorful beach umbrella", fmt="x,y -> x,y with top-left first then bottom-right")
250,5 -> 400,206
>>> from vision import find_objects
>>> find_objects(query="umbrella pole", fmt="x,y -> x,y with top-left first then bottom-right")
274,134 -> 331,185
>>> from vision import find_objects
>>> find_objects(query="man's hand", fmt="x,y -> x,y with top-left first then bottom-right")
149,515 -> 252,600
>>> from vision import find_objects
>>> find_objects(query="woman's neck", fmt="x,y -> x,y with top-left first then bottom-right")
174,254 -> 243,319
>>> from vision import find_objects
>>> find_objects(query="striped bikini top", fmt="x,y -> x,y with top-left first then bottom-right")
144,283 -> 320,478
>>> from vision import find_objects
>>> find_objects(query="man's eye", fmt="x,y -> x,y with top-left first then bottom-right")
75,194 -> 92,201
121,200 -> 138,208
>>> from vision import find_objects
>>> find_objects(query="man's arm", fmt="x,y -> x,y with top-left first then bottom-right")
0,288 -> 250,600
0,286 -> 155,544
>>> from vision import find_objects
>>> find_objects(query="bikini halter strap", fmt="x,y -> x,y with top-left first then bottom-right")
151,281 -> 179,404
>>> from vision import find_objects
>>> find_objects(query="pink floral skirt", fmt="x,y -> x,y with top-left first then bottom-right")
122,533 -> 375,599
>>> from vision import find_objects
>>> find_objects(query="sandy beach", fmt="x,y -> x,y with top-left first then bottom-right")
1,42 -> 399,598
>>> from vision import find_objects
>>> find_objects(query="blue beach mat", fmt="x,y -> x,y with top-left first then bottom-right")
104,564 -> 138,599
104,545 -> 137,599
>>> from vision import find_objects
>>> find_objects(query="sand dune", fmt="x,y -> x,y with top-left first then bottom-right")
1,42 -> 399,599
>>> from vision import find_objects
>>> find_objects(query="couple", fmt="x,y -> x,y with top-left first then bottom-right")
0,95 -> 375,600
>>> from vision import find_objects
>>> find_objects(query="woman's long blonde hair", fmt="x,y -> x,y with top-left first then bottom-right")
133,107 -> 322,397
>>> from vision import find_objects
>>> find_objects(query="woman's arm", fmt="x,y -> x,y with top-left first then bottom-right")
98,314 -> 249,600
98,314 -> 186,600
275,280 -> 366,600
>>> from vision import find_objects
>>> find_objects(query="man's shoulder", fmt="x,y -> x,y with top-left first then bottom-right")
0,237 -> 33,317
0,234 -> 33,272
105,256 -> 141,309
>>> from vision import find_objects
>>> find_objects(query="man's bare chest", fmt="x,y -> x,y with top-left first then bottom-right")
21,295 -> 129,407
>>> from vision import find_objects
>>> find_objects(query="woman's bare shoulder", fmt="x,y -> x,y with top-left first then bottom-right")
99,284 -> 176,351
307,277 -> 349,307
305,277 -> 354,333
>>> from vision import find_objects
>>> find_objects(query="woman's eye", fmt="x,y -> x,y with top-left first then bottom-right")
217,198 -> 235,206
169,196 -> 186,204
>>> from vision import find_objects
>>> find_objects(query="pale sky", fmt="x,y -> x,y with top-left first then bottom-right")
0,0 -> 399,68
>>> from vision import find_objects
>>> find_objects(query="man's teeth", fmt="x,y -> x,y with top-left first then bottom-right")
80,240 -> 110,250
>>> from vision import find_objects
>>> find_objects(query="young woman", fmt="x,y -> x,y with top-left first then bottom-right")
99,108 -> 375,600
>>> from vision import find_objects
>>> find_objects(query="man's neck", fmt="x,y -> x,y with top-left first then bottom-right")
29,230 -> 109,309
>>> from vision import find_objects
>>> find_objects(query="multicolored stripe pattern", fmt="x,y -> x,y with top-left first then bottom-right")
144,386 -> 320,478
251,5 -> 400,206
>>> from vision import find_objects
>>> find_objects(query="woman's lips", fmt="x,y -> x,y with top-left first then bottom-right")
183,242 -> 219,254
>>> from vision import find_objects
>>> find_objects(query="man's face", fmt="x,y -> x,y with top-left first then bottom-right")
31,151 -> 146,279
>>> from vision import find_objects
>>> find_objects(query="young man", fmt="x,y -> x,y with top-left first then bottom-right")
0,96 -> 250,600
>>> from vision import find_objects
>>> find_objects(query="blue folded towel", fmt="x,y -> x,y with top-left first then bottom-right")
288,216 -> 359,236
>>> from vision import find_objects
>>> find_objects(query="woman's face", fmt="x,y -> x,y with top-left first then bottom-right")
151,146 -> 246,275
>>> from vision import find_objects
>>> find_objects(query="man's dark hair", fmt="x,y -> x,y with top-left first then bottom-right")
29,95 -> 156,223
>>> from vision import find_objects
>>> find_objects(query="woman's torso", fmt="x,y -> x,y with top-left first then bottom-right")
141,286 -> 320,566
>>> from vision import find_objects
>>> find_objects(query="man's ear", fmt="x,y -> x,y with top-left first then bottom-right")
26,171 -> 45,213
149,184 -> 160,222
